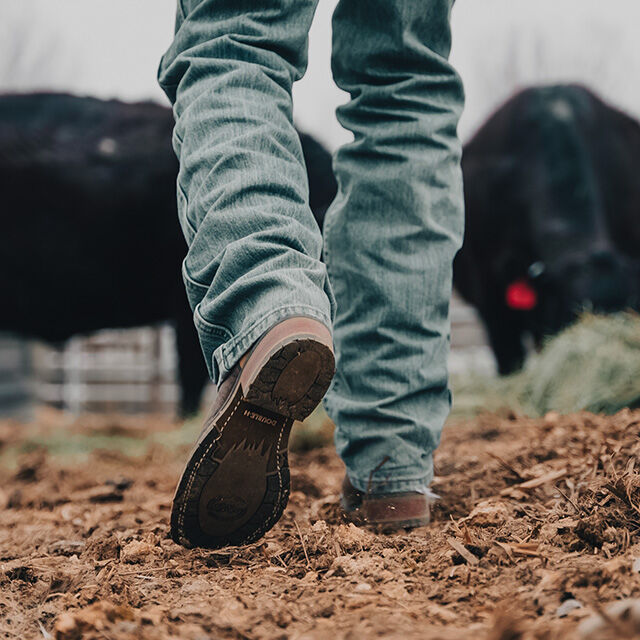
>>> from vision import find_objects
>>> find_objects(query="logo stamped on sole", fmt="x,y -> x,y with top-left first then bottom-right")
243,409 -> 278,426
206,496 -> 248,521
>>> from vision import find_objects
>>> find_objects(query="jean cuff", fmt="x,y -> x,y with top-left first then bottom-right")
346,458 -> 434,496
212,304 -> 332,383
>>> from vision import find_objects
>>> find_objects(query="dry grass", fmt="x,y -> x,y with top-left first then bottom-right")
452,312 -> 640,418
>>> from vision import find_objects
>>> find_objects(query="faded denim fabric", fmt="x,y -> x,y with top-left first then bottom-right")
159,0 -> 464,494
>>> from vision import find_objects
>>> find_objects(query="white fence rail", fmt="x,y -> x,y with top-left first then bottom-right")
31,326 -> 182,415
0,333 -> 34,419
0,296 -> 492,418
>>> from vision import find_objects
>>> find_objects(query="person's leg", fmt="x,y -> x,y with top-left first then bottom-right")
324,0 -> 464,507
158,0 -> 333,385
158,0 -> 336,549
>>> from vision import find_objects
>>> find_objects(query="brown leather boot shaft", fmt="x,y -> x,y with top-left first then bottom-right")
341,475 -> 431,529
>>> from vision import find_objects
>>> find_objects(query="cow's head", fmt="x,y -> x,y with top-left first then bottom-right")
507,246 -> 635,340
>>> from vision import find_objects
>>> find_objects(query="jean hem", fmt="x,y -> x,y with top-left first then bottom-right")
346,465 -> 434,495
217,304 -> 333,382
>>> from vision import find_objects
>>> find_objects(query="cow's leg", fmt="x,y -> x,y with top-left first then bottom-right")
175,307 -> 210,417
299,132 -> 338,231
479,303 -> 526,375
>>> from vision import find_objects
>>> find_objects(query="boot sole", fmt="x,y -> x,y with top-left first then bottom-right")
171,334 -> 334,549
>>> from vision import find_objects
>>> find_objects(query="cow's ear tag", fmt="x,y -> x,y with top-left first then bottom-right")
505,279 -> 538,310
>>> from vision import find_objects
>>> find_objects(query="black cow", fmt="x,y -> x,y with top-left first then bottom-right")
455,85 -> 640,374
0,92 -> 336,415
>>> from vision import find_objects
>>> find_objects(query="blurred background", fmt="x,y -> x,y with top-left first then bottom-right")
1,0 -> 639,421
4,0 -> 640,147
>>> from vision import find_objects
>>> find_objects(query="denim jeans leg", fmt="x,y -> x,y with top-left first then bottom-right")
158,0 -> 334,384
323,0 -> 465,494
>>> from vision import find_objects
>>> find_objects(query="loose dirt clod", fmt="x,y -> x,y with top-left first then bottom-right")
578,599 -> 640,639
556,599 -> 583,618
1,409 -> 640,639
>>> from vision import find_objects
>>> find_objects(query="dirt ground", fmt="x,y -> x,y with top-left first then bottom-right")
1,408 -> 640,639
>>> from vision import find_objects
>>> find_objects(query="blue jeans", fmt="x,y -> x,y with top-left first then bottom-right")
159,0 -> 464,495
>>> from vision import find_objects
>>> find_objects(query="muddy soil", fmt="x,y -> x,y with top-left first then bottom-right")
1,409 -> 640,639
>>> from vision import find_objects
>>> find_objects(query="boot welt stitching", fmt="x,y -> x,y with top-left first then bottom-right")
177,395 -> 242,532
262,420 -> 286,533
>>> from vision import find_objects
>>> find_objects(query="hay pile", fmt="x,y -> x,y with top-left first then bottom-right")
452,311 -> 640,418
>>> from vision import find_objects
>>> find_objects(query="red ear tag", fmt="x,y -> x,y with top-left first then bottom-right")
505,279 -> 538,311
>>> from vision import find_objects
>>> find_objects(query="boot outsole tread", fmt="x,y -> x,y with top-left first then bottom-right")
170,338 -> 334,549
